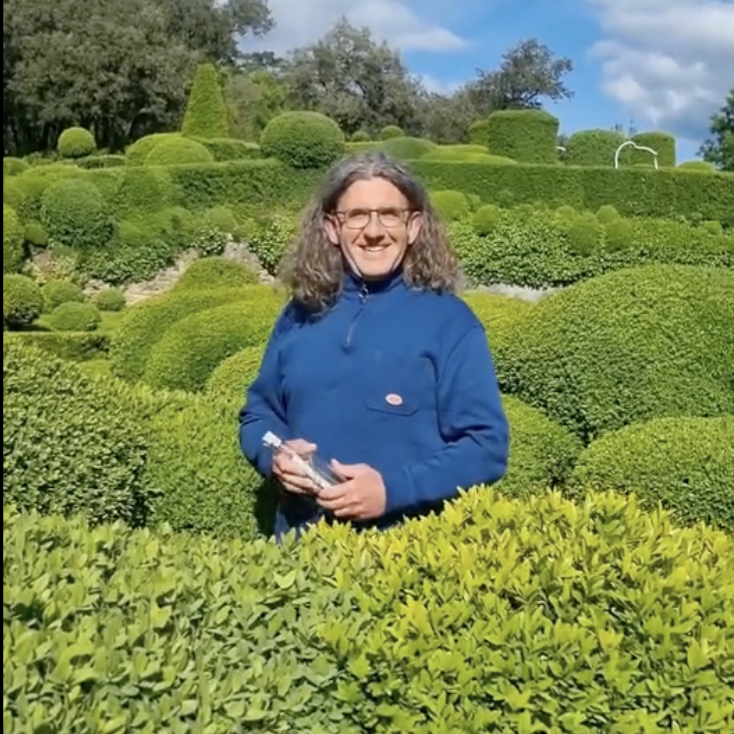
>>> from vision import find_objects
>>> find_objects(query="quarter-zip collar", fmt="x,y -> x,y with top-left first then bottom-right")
342,264 -> 405,299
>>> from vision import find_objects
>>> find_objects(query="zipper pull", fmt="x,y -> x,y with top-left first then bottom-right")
360,283 -> 369,303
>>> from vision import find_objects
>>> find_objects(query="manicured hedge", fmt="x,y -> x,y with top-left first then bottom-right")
260,111 -> 345,169
3,274 -> 44,329
461,291 -> 534,350
205,344 -> 266,407
3,203 -> 24,273
46,301 -> 102,332
570,415 -> 734,530
181,62 -> 229,140
41,279 -> 84,311
496,264 -> 734,442
564,129 -> 626,167
5,486 -> 733,732
3,330 -> 111,361
485,109 -> 560,164
173,256 -> 259,292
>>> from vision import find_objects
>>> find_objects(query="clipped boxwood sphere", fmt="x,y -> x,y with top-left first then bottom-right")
678,161 -> 715,172
596,205 -> 620,224
40,178 -> 112,249
603,218 -> 634,252
472,204 -> 502,236
94,287 -> 126,312
174,256 -> 259,292
379,136 -> 437,160
142,299 -> 283,392
496,264 -> 734,442
566,211 -> 602,255
380,125 -> 404,140
145,138 -> 214,166
3,204 -> 24,273
205,345 -> 266,408
569,415 -> 734,530
260,112 -> 345,169
42,280 -> 84,312
125,133 -> 181,165
431,190 -> 470,221
47,302 -> 102,332
351,130 -> 371,142
3,274 -> 44,329
57,127 -> 96,159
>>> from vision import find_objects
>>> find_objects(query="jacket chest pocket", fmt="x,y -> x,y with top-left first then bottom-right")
362,356 -> 436,418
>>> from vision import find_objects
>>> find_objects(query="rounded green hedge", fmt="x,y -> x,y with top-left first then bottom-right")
3,274 -> 43,329
40,178 -> 112,249
565,129 -> 626,167
629,132 -> 676,168
260,111 -> 346,169
94,287 -> 126,312
379,136 -> 437,160
471,204 -> 502,236
351,130 -> 371,142
3,204 -> 24,273
57,127 -> 96,158
112,166 -> 176,216
125,133 -> 181,166
678,161 -> 715,172
467,119 -> 490,145
496,264 -> 734,442
430,190 -> 470,221
205,344 -> 266,408
41,280 -> 84,312
485,109 -> 560,164
145,138 -> 214,166
569,415 -> 734,530
566,211 -> 603,255
110,286 -> 275,382
380,125 -> 404,140
174,256 -> 259,292
3,342 -> 148,526
142,299 -> 283,392
46,302 -> 101,332
3,157 -> 30,176
461,292 -> 534,351
181,62 -> 229,139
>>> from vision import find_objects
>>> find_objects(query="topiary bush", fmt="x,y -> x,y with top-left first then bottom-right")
595,204 -> 620,224
125,132 -> 181,166
3,343 -> 149,525
41,279 -> 84,312
351,130 -> 371,142
629,131 -> 676,167
430,190 -> 470,221
570,415 -> 734,530
145,138 -> 214,166
678,160 -> 715,172
566,211 -> 603,255
471,203 -> 502,235
3,274 -> 44,329
3,204 -> 24,273
565,129 -> 626,167
496,264 -> 734,442
142,299 -> 283,391
3,157 -> 30,176
603,217 -> 634,252
260,111 -> 346,169
461,292 -> 533,351
5,485 -> 733,732
23,221 -> 48,247
380,124 -> 404,140
467,119 -> 490,145
240,212 -> 297,275
205,344 -> 266,408
40,178 -> 113,249
174,256 -> 259,292
112,166 -> 176,216
379,136 -> 437,160
56,127 -> 96,159
485,109 -> 560,164
94,287 -> 126,312
110,286 -> 279,382
46,302 -> 102,332
181,62 -> 229,139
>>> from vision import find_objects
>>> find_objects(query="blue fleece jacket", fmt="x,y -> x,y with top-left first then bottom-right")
238,269 -> 509,534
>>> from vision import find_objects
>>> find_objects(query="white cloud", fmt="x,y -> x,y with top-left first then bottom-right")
586,0 -> 734,140
418,74 -> 463,96
244,0 -> 467,54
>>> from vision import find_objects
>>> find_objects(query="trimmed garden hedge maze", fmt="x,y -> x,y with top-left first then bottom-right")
3,106 -> 734,731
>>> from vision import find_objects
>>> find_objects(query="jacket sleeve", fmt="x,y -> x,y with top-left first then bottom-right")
238,303 -> 297,477
381,323 -> 509,515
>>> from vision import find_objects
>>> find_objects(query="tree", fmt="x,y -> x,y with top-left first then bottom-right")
282,17 -> 422,136
465,39 -> 574,117
225,70 -> 290,140
699,90 -> 734,172
182,63 -> 229,138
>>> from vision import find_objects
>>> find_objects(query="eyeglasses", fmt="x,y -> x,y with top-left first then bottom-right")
333,207 -> 412,230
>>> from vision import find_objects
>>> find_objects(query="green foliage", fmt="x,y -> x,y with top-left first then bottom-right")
142,299 -> 283,392
565,129 -> 626,167
3,330 -> 110,362
260,111 -> 346,168
192,137 -> 261,161
496,264 -> 734,442
679,160 -> 716,172
567,211 -> 603,255
3,204 -> 25,273
351,130 -> 371,142
56,127 -> 96,158
174,256 -> 259,292
699,90 -> 734,172
461,292 -> 534,351
181,62 -> 229,139
112,166 -> 176,217
570,415 -> 734,530
380,124 -> 404,139
430,190 -> 470,221
205,344 -> 265,408
125,133 -> 181,166
46,301 -> 102,332
471,203 -> 502,235
110,286 -> 277,382
3,274 -> 43,329
595,204 -> 620,224
500,395 -> 583,495
467,119 -> 490,145
485,109 -> 560,164
628,131 -> 676,167
3,343 -> 149,525
41,279 -> 84,311
603,218 -> 634,252
241,212 -> 298,275
75,153 -> 127,169
379,136 -> 437,160
146,137 -> 214,166
94,287 -> 126,312
3,157 -> 29,176
40,178 -> 113,249
23,220 -> 48,246
5,486 -> 733,732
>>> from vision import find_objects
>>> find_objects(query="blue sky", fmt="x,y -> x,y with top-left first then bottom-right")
250,0 -> 734,162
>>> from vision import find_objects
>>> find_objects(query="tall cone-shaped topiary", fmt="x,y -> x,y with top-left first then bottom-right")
181,63 -> 229,139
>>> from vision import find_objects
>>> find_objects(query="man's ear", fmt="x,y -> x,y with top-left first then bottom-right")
407,212 -> 423,246
323,215 -> 340,246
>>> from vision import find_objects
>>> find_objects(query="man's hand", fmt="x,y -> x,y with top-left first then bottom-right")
272,439 -> 319,495
316,460 -> 387,521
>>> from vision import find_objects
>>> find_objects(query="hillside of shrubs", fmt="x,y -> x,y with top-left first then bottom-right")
4,63 -> 734,732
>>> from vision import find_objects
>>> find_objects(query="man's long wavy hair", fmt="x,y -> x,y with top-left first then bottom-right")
279,151 -> 462,314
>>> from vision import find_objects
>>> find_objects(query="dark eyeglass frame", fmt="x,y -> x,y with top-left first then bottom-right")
332,207 -> 415,230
